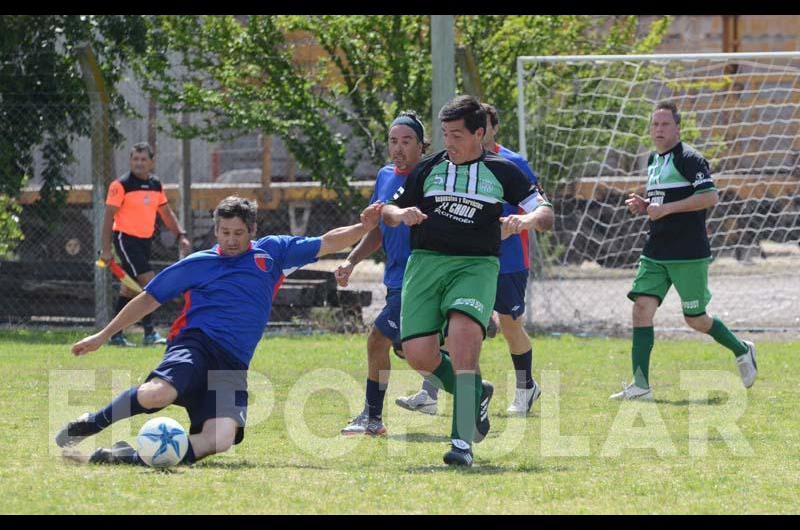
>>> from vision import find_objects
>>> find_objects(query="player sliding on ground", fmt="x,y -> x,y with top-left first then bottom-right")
56,196 -> 383,466
611,101 -> 757,401
382,95 -> 552,467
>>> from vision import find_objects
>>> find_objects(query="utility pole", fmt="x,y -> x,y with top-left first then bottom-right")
431,15 -> 456,152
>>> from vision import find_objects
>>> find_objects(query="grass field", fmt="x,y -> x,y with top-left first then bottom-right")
0,328 -> 798,514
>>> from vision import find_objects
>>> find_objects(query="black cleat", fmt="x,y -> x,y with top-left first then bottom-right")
55,412 -> 102,448
89,441 -> 145,466
443,439 -> 473,467
473,380 -> 493,443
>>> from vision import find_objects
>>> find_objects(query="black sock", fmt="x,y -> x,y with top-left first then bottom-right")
511,350 -> 534,389
180,440 -> 197,465
365,378 -> 386,420
91,386 -> 162,430
112,297 -> 132,338
141,313 -> 154,336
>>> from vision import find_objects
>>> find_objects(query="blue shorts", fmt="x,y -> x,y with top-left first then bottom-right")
146,328 -> 249,445
494,271 -> 528,320
373,288 -> 402,350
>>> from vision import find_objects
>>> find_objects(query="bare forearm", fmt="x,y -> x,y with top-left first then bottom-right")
160,208 -> 185,236
346,227 -> 382,265
101,209 -> 116,252
664,191 -> 718,215
100,292 -> 162,339
318,223 -> 370,257
381,204 -> 404,227
521,206 -> 555,232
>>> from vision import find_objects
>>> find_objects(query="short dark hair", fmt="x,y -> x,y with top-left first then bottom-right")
653,101 -> 681,125
394,110 -> 431,153
482,103 -> 499,128
213,196 -> 258,230
130,142 -> 155,159
438,95 -> 486,135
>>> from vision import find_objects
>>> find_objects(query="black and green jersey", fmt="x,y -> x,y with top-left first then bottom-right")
643,141 -> 717,261
390,149 -> 548,256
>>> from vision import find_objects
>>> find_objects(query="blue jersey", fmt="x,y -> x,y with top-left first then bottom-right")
496,144 -> 539,274
145,235 -> 322,367
372,165 -> 412,289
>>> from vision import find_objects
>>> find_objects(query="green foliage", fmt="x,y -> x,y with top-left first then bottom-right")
0,194 -> 23,257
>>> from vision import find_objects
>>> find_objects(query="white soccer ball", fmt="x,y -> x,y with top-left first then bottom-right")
136,416 -> 189,468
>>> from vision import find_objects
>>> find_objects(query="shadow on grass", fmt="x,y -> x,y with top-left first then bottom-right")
654,395 -> 727,406
406,462 -> 569,475
197,460 -> 329,471
387,433 -> 451,443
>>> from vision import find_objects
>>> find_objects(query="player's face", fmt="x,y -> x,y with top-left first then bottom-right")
215,217 -> 255,257
129,151 -> 153,179
388,124 -> 423,173
650,109 -> 680,153
442,119 -> 484,165
482,116 -> 498,150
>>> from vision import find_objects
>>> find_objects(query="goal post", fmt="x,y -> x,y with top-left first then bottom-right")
516,52 -> 800,334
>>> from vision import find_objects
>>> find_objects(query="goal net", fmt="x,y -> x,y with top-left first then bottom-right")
516,52 -> 800,334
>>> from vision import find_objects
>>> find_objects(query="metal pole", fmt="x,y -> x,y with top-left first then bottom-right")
516,57 -> 527,160
431,15 -> 456,152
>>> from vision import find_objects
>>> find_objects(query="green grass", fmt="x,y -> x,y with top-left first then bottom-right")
0,328 -> 798,514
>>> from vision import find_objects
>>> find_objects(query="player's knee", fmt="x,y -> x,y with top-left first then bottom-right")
137,380 -> 177,409
632,296 -> 657,325
684,314 -> 710,332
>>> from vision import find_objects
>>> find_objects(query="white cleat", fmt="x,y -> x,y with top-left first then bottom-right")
609,382 -> 653,401
506,379 -> 542,415
395,389 -> 438,415
736,340 -> 758,388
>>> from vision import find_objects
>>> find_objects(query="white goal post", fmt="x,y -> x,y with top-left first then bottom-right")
515,52 -> 800,333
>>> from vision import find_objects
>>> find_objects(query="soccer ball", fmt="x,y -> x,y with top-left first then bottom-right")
136,417 -> 189,468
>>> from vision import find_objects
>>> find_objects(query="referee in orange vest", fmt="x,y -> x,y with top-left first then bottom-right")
101,142 -> 192,346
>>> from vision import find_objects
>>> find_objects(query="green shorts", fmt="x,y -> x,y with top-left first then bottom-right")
400,250 -> 499,342
627,256 -> 712,316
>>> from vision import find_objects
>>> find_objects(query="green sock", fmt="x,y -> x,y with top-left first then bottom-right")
632,326 -> 654,389
426,351 -> 455,394
451,372 -> 481,444
708,316 -> 748,357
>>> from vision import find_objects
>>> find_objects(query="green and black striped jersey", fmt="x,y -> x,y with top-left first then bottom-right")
390,149 -> 548,256
643,141 -> 717,261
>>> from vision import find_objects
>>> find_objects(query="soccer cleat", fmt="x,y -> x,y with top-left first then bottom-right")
507,379 -> 542,415
109,333 -> 136,347
443,439 -> 473,467
486,312 -> 500,339
609,382 -> 654,401
340,412 -> 368,436
395,389 -> 438,415
474,380 -> 494,443
55,412 -> 101,448
143,331 -> 167,346
89,441 -> 145,466
736,340 -> 758,388
364,418 -> 388,437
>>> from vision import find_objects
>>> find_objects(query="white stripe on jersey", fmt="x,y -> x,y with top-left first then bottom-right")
445,163 -> 457,193
467,163 -> 478,195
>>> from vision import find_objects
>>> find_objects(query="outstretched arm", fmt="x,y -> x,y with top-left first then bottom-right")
72,292 -> 162,356
335,226 -> 383,287
317,202 -> 383,258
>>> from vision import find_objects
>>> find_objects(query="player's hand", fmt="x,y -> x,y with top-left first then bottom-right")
646,202 -> 670,221
178,236 -> 192,259
500,215 -> 525,236
71,333 -> 107,356
360,202 -> 383,231
399,207 -> 427,226
99,249 -> 113,263
334,260 -> 355,288
625,193 -> 649,215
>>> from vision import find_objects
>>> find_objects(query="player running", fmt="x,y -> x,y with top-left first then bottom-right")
396,103 -> 553,416
611,101 -> 757,401
336,112 -> 428,437
56,196 -> 383,466
382,95 -> 553,467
